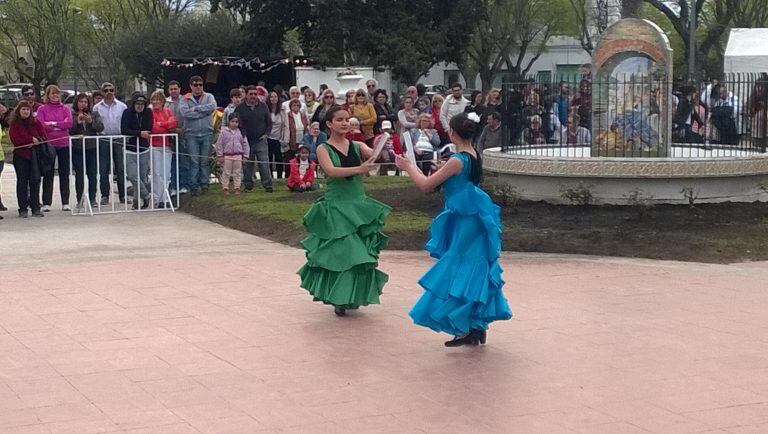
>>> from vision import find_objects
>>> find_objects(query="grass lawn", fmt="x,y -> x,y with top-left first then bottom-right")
182,175 -> 768,264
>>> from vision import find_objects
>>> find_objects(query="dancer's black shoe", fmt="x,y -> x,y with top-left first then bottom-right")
472,329 -> 487,345
334,306 -> 346,317
444,333 -> 478,347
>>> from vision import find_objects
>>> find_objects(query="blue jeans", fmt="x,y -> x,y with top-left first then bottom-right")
186,134 -> 212,190
170,135 -> 189,190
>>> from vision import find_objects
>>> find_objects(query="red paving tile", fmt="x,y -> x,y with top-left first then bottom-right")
2,186 -> 768,431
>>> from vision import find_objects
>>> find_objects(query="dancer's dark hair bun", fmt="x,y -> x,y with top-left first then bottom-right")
449,112 -> 477,140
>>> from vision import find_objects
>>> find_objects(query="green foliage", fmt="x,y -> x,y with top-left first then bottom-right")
0,0 -> 79,92
560,182 -> 595,206
624,188 -> 655,218
680,186 -> 700,209
116,12 -> 248,87
212,0 -> 468,83
489,183 -> 522,210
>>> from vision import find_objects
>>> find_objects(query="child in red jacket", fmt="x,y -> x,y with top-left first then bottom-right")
287,144 -> 317,192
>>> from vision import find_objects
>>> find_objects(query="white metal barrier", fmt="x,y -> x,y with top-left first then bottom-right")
67,134 -> 180,216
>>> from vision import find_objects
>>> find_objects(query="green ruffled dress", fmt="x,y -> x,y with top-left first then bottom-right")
297,141 -> 391,309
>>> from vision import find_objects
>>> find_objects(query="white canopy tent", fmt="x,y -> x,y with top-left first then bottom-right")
724,28 -> 768,74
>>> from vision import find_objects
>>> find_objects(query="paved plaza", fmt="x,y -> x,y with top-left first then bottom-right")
2,169 -> 768,433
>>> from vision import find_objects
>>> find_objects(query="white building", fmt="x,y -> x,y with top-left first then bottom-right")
724,28 -> 768,74
295,66 -> 392,100
418,36 -> 591,89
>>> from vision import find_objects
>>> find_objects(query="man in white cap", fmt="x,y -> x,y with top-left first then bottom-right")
375,120 -> 402,176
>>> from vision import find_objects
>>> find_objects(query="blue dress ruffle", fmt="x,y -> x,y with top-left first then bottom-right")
409,152 -> 512,335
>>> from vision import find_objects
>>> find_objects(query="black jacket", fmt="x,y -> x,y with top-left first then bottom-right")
234,101 -> 272,144
121,106 -> 153,152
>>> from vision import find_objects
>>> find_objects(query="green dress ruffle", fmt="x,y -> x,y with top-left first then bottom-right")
297,141 -> 391,309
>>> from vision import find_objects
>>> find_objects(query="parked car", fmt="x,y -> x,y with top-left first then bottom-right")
0,88 -> 22,110
423,84 -> 448,98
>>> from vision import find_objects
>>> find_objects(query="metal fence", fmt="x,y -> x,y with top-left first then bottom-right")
67,134 -> 179,215
500,72 -> 768,158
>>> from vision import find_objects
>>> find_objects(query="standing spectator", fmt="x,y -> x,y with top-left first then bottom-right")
408,113 -> 441,175
542,96 -> 562,143
571,78 -> 592,129
366,79 -> 378,102
235,85 -> 273,193
180,76 -> 217,195
94,82 -> 127,205
440,83 -> 469,131
215,113 -> 249,195
348,89 -> 377,145
222,88 -> 243,127
121,92 -> 153,210
91,90 -> 104,106
406,86 -> 419,104
37,84 -> 73,211
464,90 -> 487,143
431,94 -> 447,144
397,96 -> 419,136
282,86 -> 308,115
302,121 -> 327,162
304,88 -> 319,118
749,78 -> 768,152
553,81 -> 570,126
477,111 -> 503,151
319,84 -> 328,94
691,92 -> 707,143
284,99 -> 309,174
149,90 -> 178,208
342,89 -> 356,110
346,117 -> 366,143
21,85 -> 42,114
9,101 -> 47,217
69,93 -> 104,212
166,80 -> 188,195
523,79 -> 540,108
267,91 -> 287,178
485,88 -> 503,117
710,84 -> 739,145
0,126 -> 4,216
417,96 -> 431,114
286,144 -> 317,192
673,86 -> 704,144
312,89 -> 337,134
373,89 -> 397,134
256,86 -> 268,103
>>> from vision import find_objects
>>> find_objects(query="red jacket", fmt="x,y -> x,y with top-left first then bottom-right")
346,131 -> 366,142
287,158 -> 316,189
150,107 -> 178,147
9,120 -> 47,160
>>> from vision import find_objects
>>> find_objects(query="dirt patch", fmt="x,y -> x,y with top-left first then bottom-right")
183,198 -> 306,247
182,185 -> 768,264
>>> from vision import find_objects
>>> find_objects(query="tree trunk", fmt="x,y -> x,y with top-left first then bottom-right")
479,67 -> 494,92
621,0 -> 643,18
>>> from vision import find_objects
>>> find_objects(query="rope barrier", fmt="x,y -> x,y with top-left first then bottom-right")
9,135 -> 444,167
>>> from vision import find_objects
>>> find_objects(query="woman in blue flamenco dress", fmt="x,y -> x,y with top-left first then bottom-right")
395,112 -> 512,347
298,105 -> 390,317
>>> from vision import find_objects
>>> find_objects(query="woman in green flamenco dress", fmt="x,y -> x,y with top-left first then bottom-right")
298,105 -> 391,316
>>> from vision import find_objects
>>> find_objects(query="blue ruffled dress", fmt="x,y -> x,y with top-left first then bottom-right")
409,152 -> 512,335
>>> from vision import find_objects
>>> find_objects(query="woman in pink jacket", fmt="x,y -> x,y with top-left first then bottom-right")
149,90 -> 178,208
37,85 -> 73,211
